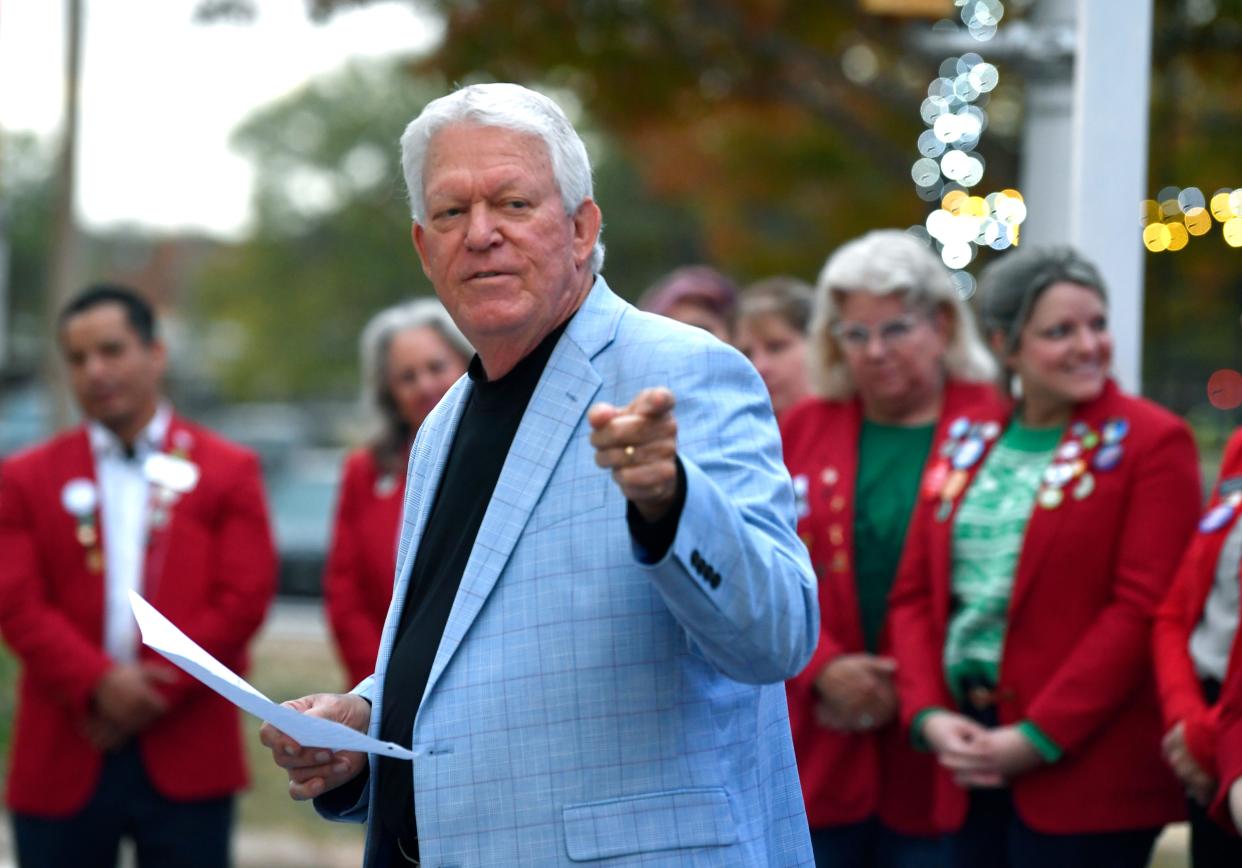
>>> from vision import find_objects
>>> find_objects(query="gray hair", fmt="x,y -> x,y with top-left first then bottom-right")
738,276 -> 815,335
808,229 -> 997,399
360,298 -> 473,468
399,82 -> 605,274
977,245 -> 1107,355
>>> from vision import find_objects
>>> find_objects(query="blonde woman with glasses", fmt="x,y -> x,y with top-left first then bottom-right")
782,229 -> 1000,867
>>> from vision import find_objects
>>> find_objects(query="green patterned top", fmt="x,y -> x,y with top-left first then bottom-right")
945,420 -> 1064,690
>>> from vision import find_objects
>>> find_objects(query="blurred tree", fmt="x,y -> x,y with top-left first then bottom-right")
0,132 -> 56,373
196,0 -> 1242,418
202,0 -> 989,285
193,60 -> 438,400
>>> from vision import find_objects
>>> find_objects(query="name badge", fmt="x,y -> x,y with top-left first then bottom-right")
143,453 -> 200,494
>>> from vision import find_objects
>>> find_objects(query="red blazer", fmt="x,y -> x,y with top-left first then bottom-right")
889,380 -> 1200,834
0,417 -> 277,816
1154,427 -> 1242,775
781,380 -> 1004,834
322,447 -> 406,687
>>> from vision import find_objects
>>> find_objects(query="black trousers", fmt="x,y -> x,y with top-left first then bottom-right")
944,787 -> 1159,868
11,743 -> 233,868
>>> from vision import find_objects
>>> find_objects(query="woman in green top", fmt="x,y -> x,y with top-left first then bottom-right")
889,246 -> 1201,868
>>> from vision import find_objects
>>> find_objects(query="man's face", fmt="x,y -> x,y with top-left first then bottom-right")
60,303 -> 165,436
412,123 -> 600,355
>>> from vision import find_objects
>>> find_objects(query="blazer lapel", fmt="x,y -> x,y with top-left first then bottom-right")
1007,383 -> 1117,620
58,429 -> 105,592
418,279 -> 620,708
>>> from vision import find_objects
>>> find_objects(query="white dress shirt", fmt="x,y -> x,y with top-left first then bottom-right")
88,403 -> 171,663
1190,514 -> 1242,683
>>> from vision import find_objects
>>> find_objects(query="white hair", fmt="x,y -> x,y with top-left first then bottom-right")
808,229 -> 997,399
399,82 -> 605,274
360,297 -> 472,467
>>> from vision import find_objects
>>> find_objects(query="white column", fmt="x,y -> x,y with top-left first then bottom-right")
1067,0 -> 1152,393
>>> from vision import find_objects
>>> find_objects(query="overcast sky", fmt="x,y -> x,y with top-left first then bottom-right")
0,0 -> 440,238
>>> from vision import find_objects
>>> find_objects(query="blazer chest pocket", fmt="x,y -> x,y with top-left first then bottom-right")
562,787 -> 738,862
528,472 -> 609,532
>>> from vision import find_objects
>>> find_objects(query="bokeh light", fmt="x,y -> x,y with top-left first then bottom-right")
1142,184 -> 1242,252
1207,369 -> 1242,410
912,0 -> 1023,281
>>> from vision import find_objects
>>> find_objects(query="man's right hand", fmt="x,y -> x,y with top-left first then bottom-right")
91,661 -> 175,737
258,693 -> 371,801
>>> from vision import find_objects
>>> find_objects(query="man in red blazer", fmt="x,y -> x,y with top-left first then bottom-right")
0,284 -> 277,868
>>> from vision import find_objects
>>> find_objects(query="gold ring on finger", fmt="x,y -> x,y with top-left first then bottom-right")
624,445 -> 636,462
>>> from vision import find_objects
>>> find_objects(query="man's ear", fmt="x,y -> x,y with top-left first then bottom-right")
571,199 -> 602,268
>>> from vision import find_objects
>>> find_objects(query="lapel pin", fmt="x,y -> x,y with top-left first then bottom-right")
1038,486 -> 1064,510
61,478 -> 97,517
1200,502 -> 1236,533
1092,443 -> 1124,472
143,452 -> 200,494
1072,472 -> 1095,501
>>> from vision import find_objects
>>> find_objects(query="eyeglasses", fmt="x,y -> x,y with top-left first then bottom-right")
830,313 -> 924,350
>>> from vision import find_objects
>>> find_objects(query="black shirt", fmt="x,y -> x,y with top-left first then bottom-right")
373,320 -> 569,854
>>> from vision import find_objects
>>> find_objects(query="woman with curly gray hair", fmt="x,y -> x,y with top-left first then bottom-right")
782,229 -> 1001,868
324,299 -> 471,686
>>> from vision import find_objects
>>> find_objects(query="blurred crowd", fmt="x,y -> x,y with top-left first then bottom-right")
4,229 -> 1242,868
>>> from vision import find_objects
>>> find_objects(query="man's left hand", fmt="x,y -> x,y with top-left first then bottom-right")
589,387 -> 679,522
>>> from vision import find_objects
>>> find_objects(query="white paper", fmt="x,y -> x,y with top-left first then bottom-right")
129,590 -> 413,760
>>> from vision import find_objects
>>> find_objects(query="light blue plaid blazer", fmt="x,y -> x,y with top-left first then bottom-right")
321,278 -> 818,866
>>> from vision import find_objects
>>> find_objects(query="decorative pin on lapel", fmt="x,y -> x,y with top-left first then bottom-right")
62,478 -> 100,559
1200,501 -> 1237,534
1093,443 -> 1124,472
1038,486 -> 1064,510
1102,417 -> 1130,446
143,453 -> 200,494
1072,472 -> 1096,501
374,474 -> 398,498
952,436 -> 985,471
923,460 -> 950,499
793,474 -> 810,519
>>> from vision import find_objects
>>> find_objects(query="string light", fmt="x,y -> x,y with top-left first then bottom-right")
1141,186 -> 1242,252
910,0 -> 1026,295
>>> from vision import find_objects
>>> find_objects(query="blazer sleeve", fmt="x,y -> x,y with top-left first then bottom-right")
1025,421 -> 1201,754
0,459 -> 113,716
635,342 -> 819,685
1211,597 -> 1242,831
152,450 -> 277,709
888,497 -> 955,730
323,455 -> 384,686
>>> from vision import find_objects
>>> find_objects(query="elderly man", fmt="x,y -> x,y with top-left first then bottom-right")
261,82 -> 818,866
